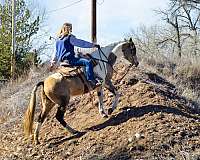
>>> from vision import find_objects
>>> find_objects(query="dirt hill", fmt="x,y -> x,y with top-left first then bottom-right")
0,62 -> 200,160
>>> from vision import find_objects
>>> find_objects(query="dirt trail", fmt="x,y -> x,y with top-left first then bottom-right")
0,63 -> 200,160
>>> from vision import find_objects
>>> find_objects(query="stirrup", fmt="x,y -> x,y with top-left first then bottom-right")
60,62 -> 71,67
88,80 -> 102,88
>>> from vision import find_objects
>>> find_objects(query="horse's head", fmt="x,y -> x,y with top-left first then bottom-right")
121,38 -> 139,67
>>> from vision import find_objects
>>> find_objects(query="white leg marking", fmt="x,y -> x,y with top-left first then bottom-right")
98,88 -> 104,112
34,122 -> 42,143
97,88 -> 107,117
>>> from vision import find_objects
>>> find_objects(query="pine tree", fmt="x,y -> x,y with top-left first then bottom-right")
0,0 -> 41,79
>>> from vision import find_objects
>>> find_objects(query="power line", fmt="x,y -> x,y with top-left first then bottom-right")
46,0 -> 84,14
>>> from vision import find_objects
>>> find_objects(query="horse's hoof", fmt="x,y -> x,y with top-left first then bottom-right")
100,111 -> 108,118
34,140 -> 40,145
102,114 -> 108,118
108,108 -> 113,115
23,137 -> 28,143
73,131 -> 85,137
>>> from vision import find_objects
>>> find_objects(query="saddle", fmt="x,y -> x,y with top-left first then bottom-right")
58,53 -> 98,77
55,53 -> 102,91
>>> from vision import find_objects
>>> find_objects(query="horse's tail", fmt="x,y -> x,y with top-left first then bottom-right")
24,81 -> 44,138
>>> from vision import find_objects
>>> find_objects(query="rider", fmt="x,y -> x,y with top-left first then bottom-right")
50,22 -> 101,87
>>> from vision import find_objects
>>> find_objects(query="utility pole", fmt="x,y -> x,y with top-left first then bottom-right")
11,0 -> 16,79
91,0 -> 97,43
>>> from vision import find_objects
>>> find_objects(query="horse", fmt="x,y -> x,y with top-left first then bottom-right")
24,38 -> 139,144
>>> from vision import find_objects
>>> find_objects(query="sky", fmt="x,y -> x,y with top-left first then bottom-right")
0,0 -> 168,60
39,0 -> 168,46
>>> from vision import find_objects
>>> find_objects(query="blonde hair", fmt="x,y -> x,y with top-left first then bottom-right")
57,22 -> 72,38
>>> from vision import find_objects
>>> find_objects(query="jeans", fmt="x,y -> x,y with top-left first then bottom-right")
67,56 -> 95,81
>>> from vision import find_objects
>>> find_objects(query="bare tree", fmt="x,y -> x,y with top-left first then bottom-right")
156,0 -> 200,57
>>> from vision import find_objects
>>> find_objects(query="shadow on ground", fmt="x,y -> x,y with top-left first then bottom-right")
87,104 -> 199,131
46,131 -> 86,147
45,104 -> 199,147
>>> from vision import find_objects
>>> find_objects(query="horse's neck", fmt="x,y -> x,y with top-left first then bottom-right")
91,42 -> 124,60
92,42 -> 125,81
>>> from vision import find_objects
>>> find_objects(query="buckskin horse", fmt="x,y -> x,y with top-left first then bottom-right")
24,38 -> 139,144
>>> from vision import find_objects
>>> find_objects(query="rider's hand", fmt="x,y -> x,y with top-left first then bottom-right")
77,52 -> 84,57
49,62 -> 55,71
94,44 -> 100,49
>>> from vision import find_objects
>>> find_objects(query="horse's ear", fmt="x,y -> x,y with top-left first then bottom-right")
129,37 -> 133,43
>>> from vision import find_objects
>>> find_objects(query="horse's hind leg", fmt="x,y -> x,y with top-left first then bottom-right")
55,96 -> 78,134
105,80 -> 120,115
34,95 -> 54,145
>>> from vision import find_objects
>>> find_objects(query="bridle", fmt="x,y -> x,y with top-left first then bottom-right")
115,41 -> 137,83
129,42 -> 136,56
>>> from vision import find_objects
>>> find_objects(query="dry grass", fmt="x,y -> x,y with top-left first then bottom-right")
0,65 -> 49,124
176,62 -> 200,90
138,54 -> 200,113
131,25 -> 200,112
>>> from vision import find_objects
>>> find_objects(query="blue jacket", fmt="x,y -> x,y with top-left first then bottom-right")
52,34 -> 95,63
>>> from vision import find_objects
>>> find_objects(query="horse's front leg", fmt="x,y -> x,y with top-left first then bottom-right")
97,87 -> 108,118
105,80 -> 121,115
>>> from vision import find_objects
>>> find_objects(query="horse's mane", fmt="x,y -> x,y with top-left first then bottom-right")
111,41 -> 126,53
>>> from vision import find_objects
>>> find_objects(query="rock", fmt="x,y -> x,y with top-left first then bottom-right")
128,137 -> 133,143
135,133 -> 144,139
46,143 -> 54,148
135,133 -> 141,139
108,93 -> 113,97
160,143 -> 170,150
179,130 -> 187,138
130,145 -> 145,152
127,78 -> 139,85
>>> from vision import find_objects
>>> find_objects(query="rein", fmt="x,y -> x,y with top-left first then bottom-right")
98,48 -> 108,75
115,64 -> 133,83
90,48 -> 117,73
98,48 -> 109,62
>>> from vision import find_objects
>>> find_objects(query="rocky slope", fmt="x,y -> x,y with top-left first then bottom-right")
0,62 -> 200,160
